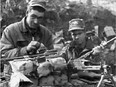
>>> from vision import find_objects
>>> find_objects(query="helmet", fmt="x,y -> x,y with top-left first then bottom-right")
68,18 -> 85,32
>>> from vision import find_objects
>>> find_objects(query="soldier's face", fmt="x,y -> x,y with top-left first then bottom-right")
26,9 -> 44,29
71,30 -> 86,44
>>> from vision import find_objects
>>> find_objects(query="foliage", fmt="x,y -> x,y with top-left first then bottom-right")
1,0 -> 27,28
1,0 -> 116,38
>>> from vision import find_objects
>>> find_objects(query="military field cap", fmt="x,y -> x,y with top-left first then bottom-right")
29,0 -> 46,11
68,18 -> 85,32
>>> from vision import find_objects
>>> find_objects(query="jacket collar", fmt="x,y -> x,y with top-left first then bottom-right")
20,17 -> 41,34
20,17 -> 28,33
20,17 -> 43,38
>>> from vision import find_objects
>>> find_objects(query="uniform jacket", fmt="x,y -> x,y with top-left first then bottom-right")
0,17 -> 54,58
66,35 -> 101,63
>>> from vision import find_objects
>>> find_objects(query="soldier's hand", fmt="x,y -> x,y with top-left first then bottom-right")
110,40 -> 116,51
92,46 -> 102,55
26,41 -> 40,54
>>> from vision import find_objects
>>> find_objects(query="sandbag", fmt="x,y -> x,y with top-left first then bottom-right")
39,75 -> 54,86
37,61 -> 53,77
9,72 -> 33,87
48,57 -> 67,70
9,59 -> 34,75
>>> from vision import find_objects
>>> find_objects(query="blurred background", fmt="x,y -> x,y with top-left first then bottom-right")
0,0 -> 116,39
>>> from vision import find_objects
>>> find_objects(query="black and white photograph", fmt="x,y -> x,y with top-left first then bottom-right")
0,0 -> 116,87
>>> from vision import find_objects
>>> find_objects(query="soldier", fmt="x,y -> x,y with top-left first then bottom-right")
0,0 -> 54,86
65,18 -> 102,82
102,26 -> 116,75
0,0 -> 54,58
67,18 -> 101,60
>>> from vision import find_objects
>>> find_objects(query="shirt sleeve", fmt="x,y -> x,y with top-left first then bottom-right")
0,27 -> 28,58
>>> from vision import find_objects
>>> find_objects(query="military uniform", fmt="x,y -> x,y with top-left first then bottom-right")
66,18 -> 101,61
101,26 -> 116,75
64,18 -> 102,83
0,0 -> 54,86
68,35 -> 101,58
0,17 -> 53,58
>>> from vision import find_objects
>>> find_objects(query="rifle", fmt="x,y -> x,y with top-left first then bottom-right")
66,36 -> 116,65
79,36 -> 116,59
71,36 -> 116,71
0,49 -> 61,63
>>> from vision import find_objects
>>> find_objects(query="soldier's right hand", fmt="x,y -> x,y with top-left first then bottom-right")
92,46 -> 102,55
26,41 -> 40,54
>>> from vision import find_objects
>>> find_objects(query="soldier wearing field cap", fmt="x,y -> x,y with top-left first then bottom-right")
65,18 -> 102,81
0,0 -> 54,58
0,1 -> 54,84
67,18 -> 101,59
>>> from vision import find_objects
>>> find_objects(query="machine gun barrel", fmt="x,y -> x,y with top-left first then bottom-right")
0,49 -> 58,62
79,36 -> 116,59
100,36 -> 116,47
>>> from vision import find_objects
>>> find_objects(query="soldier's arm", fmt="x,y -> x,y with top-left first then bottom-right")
0,28 -> 27,58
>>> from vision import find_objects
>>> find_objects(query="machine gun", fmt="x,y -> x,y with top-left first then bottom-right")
0,49 -> 61,63
79,36 -> 116,59
71,36 -> 116,87
71,36 -> 116,71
